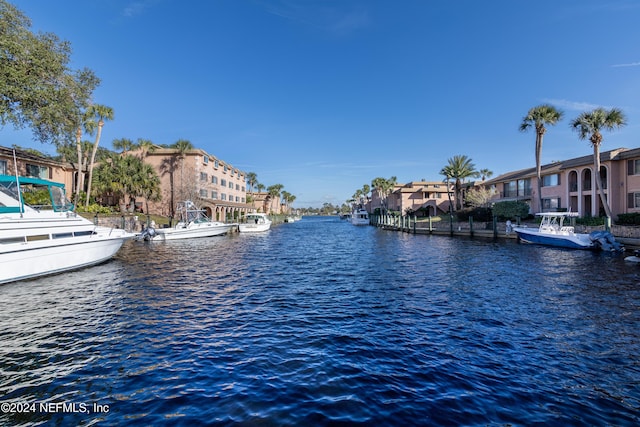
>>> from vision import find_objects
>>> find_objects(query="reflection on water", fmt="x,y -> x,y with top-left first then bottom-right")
1,216 -> 639,426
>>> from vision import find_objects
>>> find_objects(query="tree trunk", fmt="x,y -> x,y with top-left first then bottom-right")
535,132 -> 543,212
85,122 -> 103,206
593,145 -> 613,219
74,126 -> 83,208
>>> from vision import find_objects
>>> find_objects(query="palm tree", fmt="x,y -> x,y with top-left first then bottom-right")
171,139 -> 194,200
136,138 -> 156,158
478,168 -> 493,182
352,189 -> 363,207
111,138 -> 136,154
83,104 -> 114,207
158,155 -> 179,217
133,163 -> 161,215
246,172 -> 258,193
371,176 -> 397,214
443,155 -> 478,211
256,183 -> 265,193
519,104 -> 564,212
440,165 -> 454,215
112,137 -> 136,153
267,184 -> 284,213
571,107 -> 627,219
361,184 -> 370,204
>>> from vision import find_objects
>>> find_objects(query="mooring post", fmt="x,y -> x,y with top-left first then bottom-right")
469,216 -> 474,237
493,215 -> 498,239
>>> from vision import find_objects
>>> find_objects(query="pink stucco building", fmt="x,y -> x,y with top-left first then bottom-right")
131,147 -> 252,221
368,181 -> 455,216
485,147 -> 640,218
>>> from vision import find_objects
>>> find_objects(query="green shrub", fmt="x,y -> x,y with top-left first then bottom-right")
492,201 -> 530,220
574,216 -> 605,226
455,207 -> 493,222
76,203 -> 113,214
616,213 -> 640,225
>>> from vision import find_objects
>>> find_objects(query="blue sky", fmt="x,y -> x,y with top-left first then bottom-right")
7,0 -> 640,208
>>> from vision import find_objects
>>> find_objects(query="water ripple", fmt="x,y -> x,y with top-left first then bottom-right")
1,217 -> 639,425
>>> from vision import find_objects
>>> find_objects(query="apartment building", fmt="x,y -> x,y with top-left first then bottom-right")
0,146 -> 74,198
369,181 -> 454,216
485,147 -> 640,218
136,147 -> 252,221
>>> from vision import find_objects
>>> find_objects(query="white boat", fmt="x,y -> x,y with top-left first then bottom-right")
0,175 -> 134,285
351,208 -> 369,225
140,201 -> 234,241
513,212 -> 623,251
239,213 -> 271,232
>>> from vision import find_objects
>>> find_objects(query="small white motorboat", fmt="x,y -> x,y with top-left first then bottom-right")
351,208 -> 369,226
239,213 -> 271,233
140,201 -> 234,241
0,174 -> 134,285
513,212 -> 623,251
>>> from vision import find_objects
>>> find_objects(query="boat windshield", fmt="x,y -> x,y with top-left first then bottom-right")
23,183 -> 73,212
0,179 -> 73,213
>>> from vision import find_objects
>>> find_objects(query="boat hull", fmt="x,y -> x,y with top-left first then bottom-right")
351,209 -> 369,225
514,229 -> 594,250
0,233 -> 129,285
151,223 -> 234,241
238,223 -> 271,233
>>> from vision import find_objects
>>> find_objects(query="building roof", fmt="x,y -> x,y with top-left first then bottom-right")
484,147 -> 634,184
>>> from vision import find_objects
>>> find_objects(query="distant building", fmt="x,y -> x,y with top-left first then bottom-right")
485,147 -> 640,218
369,181 -> 455,216
247,191 -> 283,215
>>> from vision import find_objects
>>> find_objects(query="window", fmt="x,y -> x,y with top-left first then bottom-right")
628,160 -> 640,175
199,189 -> 207,197
235,184 -> 240,191
26,164 -> 49,179
0,160 -> 6,175
504,179 -> 531,197
628,192 -> 640,209
203,155 -> 209,164
235,196 -> 240,202
228,181 -> 233,189
214,159 -> 219,168
221,193 -> 227,201
542,174 -> 560,187
221,179 -> 227,187
224,165 -> 228,173
211,176 -> 218,184
504,181 -> 516,198
542,198 -> 560,210
200,172 -> 207,181
212,191 -> 218,199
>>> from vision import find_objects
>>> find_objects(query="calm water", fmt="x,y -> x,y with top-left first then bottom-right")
1,216 -> 639,426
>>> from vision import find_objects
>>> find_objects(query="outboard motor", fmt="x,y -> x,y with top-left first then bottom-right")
139,226 -> 157,241
589,231 -> 624,252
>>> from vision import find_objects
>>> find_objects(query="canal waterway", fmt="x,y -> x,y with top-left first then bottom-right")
1,216 -> 639,426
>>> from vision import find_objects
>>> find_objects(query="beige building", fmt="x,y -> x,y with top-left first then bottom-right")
248,191 -> 284,215
369,181 -> 454,216
133,147 -> 252,222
